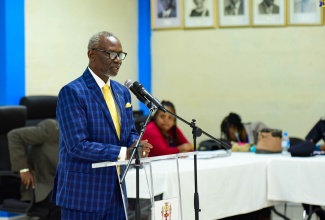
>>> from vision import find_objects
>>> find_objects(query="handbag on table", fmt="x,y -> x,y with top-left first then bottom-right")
256,128 -> 282,154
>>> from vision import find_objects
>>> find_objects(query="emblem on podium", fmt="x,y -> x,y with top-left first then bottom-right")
154,198 -> 179,220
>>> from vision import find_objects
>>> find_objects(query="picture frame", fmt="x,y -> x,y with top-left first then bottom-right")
252,0 -> 286,26
218,0 -> 250,27
184,0 -> 217,29
287,0 -> 324,25
151,0 -> 183,29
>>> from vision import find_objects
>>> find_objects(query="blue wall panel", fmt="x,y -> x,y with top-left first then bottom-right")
138,0 -> 152,115
0,0 -> 25,105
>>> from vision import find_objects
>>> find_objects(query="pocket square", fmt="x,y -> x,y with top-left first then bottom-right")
125,102 -> 132,108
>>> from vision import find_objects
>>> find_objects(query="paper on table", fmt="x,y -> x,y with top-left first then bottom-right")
188,150 -> 231,159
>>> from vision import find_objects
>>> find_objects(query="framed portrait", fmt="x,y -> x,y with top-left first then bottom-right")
184,0 -> 217,29
252,0 -> 286,26
151,0 -> 183,29
288,0 -> 324,25
218,0 -> 250,27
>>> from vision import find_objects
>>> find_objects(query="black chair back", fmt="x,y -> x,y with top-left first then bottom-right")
0,106 -> 27,171
19,95 -> 57,126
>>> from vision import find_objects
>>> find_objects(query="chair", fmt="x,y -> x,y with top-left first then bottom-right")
0,106 -> 33,214
0,106 -> 27,171
19,95 -> 57,126
0,106 -> 53,218
198,139 -> 229,151
134,115 -> 148,134
0,171 -> 34,214
133,110 -> 144,118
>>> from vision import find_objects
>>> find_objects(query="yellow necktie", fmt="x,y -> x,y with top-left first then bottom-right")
102,85 -> 120,139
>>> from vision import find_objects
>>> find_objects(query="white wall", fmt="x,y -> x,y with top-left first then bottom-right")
25,0 -> 139,107
151,26 -> 325,143
25,1 -> 325,143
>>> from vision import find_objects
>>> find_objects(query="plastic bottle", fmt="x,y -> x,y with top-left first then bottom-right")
282,131 -> 290,155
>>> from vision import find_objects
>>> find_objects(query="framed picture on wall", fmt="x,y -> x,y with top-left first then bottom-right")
184,0 -> 217,29
151,0 -> 183,29
288,0 -> 324,25
218,0 -> 250,27
252,0 -> 286,26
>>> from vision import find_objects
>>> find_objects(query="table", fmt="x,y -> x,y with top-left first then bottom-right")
93,151 -> 325,220
177,152 -> 275,220
125,152 -> 279,220
267,155 -> 325,206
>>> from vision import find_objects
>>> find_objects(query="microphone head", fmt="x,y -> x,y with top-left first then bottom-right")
124,79 -> 133,89
133,81 -> 142,90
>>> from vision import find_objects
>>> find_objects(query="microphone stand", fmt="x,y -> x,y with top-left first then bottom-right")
120,106 -> 156,220
164,109 -> 231,220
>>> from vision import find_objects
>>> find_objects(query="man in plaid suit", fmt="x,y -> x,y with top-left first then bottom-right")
52,31 -> 152,220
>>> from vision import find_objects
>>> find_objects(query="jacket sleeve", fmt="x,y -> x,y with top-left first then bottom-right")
7,119 -> 59,172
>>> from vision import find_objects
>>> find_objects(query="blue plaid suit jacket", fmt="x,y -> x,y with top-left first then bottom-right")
52,68 -> 139,213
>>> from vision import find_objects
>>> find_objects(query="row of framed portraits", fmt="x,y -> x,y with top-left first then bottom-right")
151,0 -> 325,29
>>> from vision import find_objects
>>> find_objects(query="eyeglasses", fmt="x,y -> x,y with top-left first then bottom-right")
91,48 -> 127,60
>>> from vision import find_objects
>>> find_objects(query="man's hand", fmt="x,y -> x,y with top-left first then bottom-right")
127,139 -> 153,159
20,171 -> 35,189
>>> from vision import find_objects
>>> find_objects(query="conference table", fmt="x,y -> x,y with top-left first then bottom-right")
268,155 -> 325,206
93,151 -> 325,220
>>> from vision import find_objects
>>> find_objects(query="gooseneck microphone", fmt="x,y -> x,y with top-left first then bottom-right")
124,79 -> 152,108
124,80 -> 166,112
132,81 -> 167,112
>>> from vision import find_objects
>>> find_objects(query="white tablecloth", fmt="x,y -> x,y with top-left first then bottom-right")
180,152 -> 274,220
125,152 -> 279,220
267,155 -> 325,206
94,152 -> 325,220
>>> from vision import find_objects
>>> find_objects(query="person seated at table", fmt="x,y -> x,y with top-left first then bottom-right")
141,100 -> 193,157
220,112 -> 268,144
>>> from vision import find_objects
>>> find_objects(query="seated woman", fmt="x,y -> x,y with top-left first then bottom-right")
220,112 -> 268,144
142,100 -> 193,157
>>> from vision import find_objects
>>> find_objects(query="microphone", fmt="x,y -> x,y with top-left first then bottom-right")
132,81 -> 166,112
124,80 -> 166,112
124,80 -> 154,109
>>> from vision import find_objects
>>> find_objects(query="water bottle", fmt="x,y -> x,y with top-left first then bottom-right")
282,131 -> 290,155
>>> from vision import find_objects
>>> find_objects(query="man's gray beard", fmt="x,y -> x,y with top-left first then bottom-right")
103,72 -> 115,78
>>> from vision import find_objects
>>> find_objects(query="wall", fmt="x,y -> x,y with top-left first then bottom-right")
25,1 -> 325,143
151,26 -> 325,143
25,0 -> 139,107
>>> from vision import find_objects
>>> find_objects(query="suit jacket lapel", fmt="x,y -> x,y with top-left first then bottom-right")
83,69 -> 118,138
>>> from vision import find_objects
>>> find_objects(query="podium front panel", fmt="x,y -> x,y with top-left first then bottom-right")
125,154 -> 190,220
